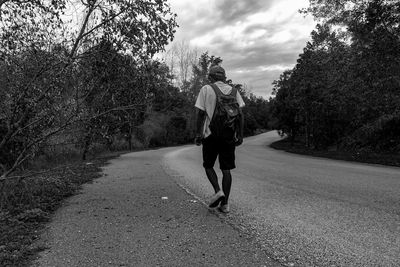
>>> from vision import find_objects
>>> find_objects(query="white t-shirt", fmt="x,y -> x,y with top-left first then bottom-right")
195,81 -> 245,138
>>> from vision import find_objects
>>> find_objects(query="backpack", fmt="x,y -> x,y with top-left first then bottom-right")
209,83 -> 240,142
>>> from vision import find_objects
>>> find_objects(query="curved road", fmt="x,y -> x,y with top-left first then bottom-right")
163,131 -> 400,266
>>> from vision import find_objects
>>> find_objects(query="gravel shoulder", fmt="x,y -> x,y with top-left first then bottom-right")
33,148 -> 280,267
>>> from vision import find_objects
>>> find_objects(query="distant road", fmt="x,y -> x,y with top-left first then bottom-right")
163,131 -> 400,266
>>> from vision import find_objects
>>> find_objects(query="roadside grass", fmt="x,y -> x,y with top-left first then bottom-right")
0,152 -> 124,267
270,138 -> 400,167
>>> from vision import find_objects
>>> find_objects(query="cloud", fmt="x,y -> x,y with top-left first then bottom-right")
166,0 -> 316,98
215,0 -> 276,23
232,69 -> 284,97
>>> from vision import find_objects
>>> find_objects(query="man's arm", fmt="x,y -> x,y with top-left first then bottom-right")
236,108 -> 244,146
195,108 -> 206,145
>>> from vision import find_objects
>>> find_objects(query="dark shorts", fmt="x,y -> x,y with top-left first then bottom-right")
202,135 -> 236,170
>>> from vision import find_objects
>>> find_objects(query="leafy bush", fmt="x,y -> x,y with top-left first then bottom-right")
343,113 -> 400,152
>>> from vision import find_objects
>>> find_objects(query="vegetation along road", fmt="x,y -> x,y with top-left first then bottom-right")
164,131 -> 400,266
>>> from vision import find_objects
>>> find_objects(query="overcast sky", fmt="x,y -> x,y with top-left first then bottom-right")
166,0 -> 316,98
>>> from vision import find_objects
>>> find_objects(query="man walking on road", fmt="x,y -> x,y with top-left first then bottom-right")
194,65 -> 245,213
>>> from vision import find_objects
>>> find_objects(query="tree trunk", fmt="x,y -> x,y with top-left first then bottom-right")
128,124 -> 133,151
305,111 -> 310,148
82,126 -> 93,161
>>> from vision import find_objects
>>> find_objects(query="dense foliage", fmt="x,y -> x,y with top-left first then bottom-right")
0,0 -> 178,178
271,0 -> 400,153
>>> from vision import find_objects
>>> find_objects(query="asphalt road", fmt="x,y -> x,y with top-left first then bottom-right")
163,131 -> 400,266
34,140 -> 281,267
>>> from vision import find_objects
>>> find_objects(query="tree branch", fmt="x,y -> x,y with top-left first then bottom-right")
79,8 -> 126,41
69,2 -> 128,60
0,110 -> 79,179
7,115 -> 48,142
0,101 -> 145,179
0,60 -> 56,152
0,164 -> 78,182
69,2 -> 96,59
1,148 -> 31,179
88,103 -> 146,121
0,0 -> 9,10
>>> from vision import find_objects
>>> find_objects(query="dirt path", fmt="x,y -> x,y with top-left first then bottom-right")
33,148 -> 280,267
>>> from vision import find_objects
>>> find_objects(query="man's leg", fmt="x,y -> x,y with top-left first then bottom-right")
221,170 -> 232,205
218,141 -> 235,211
203,135 -> 225,208
205,168 -> 220,193
203,136 -> 220,193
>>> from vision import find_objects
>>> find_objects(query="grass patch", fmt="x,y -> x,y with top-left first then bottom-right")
0,152 -> 122,267
270,138 -> 400,167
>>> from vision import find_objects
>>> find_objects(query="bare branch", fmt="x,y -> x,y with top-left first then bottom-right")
0,109 -> 79,179
79,8 -> 126,42
0,164 -> 78,182
69,3 -> 96,59
0,100 -> 146,179
69,1 -> 127,59
0,0 -> 10,10
7,114 -> 48,141
1,149 -> 31,179
89,104 -> 147,120
0,60 -> 57,152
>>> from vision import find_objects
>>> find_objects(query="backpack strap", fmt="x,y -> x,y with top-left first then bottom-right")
209,83 -> 222,97
209,83 -> 224,125
209,83 -> 237,98
230,85 -> 238,97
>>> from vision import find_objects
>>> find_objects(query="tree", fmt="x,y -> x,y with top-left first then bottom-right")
271,0 -> 400,152
271,70 -> 301,142
0,0 -> 66,57
164,40 -> 199,90
65,0 -> 177,59
0,0 -> 178,179
187,52 -> 222,102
